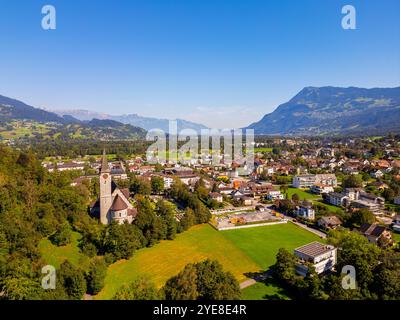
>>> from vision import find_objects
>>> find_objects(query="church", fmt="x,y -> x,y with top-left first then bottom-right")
90,151 -> 137,224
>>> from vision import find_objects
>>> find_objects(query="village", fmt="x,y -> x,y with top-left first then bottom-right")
41,136 -> 400,260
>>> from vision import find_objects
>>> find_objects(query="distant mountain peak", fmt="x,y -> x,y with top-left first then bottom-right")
247,86 -> 400,136
53,109 -> 208,133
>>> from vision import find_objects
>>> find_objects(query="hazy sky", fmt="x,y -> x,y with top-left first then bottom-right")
0,0 -> 399,128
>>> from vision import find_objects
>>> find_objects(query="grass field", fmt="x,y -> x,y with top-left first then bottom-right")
393,232 -> 400,243
314,201 -> 343,213
285,187 -> 319,201
95,224 -> 260,299
241,279 -> 291,300
38,231 -> 90,269
221,222 -> 320,270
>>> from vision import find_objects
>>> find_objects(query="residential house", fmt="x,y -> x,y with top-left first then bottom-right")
317,216 -> 342,230
266,190 -> 284,200
294,201 -> 315,220
328,192 -> 349,207
370,170 -> 384,179
292,174 -> 337,189
310,184 -> 334,195
209,192 -> 223,203
359,223 -> 393,246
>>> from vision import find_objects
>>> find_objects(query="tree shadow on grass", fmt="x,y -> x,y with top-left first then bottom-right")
243,269 -> 292,300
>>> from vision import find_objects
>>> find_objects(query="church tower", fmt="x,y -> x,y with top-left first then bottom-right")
99,150 -> 112,224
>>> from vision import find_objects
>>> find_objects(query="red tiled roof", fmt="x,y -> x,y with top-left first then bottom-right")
111,195 -> 128,211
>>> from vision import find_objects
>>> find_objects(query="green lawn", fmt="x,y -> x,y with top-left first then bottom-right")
95,224 -> 260,300
241,279 -> 291,300
38,231 -> 90,269
220,222 -> 320,270
393,232 -> 400,243
285,188 -> 319,201
314,201 -> 343,213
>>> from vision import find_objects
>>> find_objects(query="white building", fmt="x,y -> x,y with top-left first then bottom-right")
294,242 -> 337,276
266,190 -> 284,200
293,174 -> 337,189
294,202 -> 315,220
310,184 -> 334,194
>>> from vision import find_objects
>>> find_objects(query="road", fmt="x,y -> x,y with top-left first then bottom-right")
288,218 -> 327,239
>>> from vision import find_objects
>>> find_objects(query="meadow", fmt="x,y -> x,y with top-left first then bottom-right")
38,231 -> 90,269
39,222 -> 320,300
95,224 -> 260,299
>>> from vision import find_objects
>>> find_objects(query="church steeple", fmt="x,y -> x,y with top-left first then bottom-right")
101,149 -> 110,173
99,149 -> 112,224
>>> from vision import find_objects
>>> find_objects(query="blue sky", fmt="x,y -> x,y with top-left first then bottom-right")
0,0 -> 399,128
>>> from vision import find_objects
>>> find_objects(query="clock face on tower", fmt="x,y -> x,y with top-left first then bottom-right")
102,174 -> 108,180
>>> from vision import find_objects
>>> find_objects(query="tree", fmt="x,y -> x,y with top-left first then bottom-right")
342,175 -> 363,188
382,188 -> 395,202
327,229 -> 380,297
134,198 -> 166,246
372,252 -> 400,300
58,261 -> 87,300
274,248 -> 297,285
151,176 -> 164,194
195,260 -> 240,300
102,222 -> 145,261
302,266 -> 326,299
180,208 -> 195,231
50,222 -> 72,246
156,201 -> 177,239
130,176 -> 151,195
86,258 -> 107,295
163,263 -> 198,300
349,208 -> 375,227
113,276 -> 160,300
291,193 -> 300,202
163,260 -> 240,300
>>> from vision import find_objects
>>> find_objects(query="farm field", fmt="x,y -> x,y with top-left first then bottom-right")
96,224 -> 260,299
220,222 -> 320,270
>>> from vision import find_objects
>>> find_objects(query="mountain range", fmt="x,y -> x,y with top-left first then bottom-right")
52,109 -> 208,133
1,86 -> 400,140
0,95 -> 146,141
247,86 -> 400,135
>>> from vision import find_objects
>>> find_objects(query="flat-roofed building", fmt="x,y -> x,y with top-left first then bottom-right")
294,242 -> 337,276
293,174 -> 337,189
